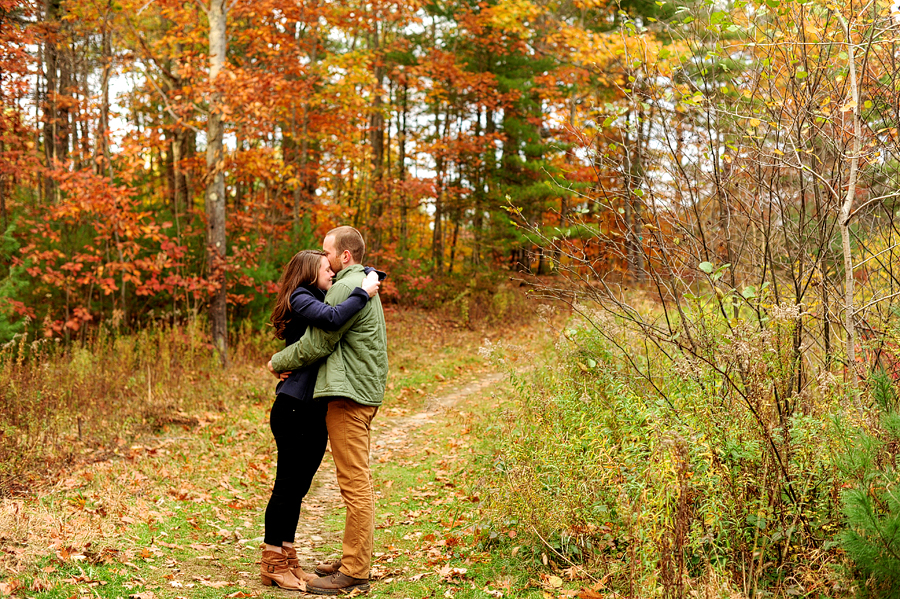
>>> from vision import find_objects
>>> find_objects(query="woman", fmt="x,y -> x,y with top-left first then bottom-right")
261,250 -> 380,589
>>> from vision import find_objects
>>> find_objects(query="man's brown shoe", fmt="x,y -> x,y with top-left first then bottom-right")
306,572 -> 370,595
282,546 -> 318,582
260,550 -> 302,590
314,559 -> 342,577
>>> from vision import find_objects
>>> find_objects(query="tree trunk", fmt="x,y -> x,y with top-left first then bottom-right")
368,24 -> 386,254
625,103 -> 645,282
838,13 -> 860,396
0,175 -> 6,232
433,187 -> 444,274
398,81 -> 408,254
97,3 -> 112,176
448,212 -> 460,274
470,106 -> 484,268
170,41 -> 190,219
432,107 -> 449,275
293,22 -> 318,223
206,0 -> 228,365
43,0 -> 65,202
0,23 -> 5,229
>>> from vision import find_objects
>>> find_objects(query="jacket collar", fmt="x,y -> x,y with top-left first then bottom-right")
334,264 -> 365,282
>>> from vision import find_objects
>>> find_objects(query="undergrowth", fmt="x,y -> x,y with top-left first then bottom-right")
474,300 -> 900,598
0,318 -> 270,495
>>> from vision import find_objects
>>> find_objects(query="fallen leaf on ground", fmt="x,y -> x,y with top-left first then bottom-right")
563,565 -> 587,580
156,540 -> 180,549
546,575 -> 563,588
438,566 -> 468,582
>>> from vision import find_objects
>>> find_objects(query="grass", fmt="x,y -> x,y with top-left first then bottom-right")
0,301 -> 575,599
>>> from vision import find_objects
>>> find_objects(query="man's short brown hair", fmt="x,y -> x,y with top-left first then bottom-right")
327,226 -> 366,263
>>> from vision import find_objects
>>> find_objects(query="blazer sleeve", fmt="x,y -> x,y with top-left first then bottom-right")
290,287 -> 369,332
271,282 -> 361,372
363,266 -> 388,281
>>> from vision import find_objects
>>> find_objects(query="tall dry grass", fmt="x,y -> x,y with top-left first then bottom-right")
0,319 -> 272,495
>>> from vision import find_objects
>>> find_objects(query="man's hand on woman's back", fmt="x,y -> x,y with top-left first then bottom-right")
362,271 -> 380,298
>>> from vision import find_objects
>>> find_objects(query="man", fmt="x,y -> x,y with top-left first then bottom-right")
267,226 -> 388,595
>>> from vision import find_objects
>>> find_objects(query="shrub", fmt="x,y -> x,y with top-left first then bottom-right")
476,309 -> 848,597
840,368 -> 900,596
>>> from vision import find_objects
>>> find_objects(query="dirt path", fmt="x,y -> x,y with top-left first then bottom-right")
284,371 -> 507,576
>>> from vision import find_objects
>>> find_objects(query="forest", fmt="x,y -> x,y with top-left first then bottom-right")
3,0 -> 900,595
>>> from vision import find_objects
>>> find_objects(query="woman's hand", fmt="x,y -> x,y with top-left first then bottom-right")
362,271 -> 381,298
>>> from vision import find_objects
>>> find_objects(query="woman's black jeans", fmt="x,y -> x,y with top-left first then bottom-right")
263,393 -> 329,546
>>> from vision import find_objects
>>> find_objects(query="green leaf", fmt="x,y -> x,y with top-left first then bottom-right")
742,286 -> 757,299
698,261 -> 715,274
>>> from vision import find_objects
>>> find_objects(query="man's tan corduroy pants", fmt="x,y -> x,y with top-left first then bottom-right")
326,398 -> 379,579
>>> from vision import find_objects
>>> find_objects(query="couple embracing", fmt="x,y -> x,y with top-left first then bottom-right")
262,226 -> 388,595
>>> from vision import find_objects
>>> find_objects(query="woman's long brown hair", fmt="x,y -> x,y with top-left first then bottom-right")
270,250 -> 327,340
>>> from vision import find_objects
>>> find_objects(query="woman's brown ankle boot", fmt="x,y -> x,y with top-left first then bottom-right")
260,550 -> 302,590
282,546 -> 317,582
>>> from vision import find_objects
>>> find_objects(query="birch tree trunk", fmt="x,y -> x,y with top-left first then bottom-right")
206,0 -> 228,364
837,13 -> 859,393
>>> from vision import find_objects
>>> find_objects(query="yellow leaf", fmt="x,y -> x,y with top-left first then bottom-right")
749,118 -> 760,127
840,100 -> 857,113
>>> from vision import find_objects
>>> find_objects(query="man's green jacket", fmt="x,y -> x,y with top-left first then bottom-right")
270,264 -> 388,407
